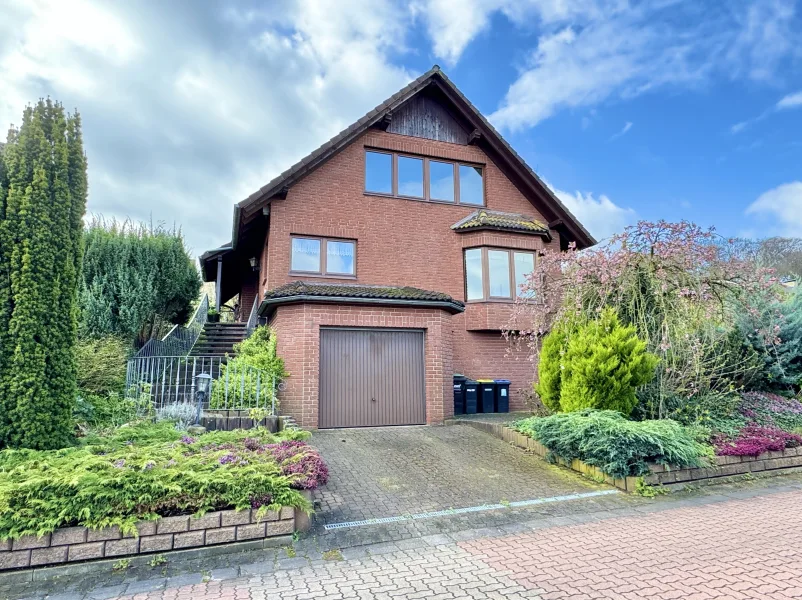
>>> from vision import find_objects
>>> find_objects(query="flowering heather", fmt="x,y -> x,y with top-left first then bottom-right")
266,440 -> 329,490
737,392 -> 802,431
714,424 -> 802,457
218,452 -> 248,466
250,493 -> 273,509
180,435 -> 196,444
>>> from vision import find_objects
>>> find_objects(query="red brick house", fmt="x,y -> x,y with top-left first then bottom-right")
200,66 -> 594,429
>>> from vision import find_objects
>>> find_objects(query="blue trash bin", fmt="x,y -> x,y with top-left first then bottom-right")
494,379 -> 511,413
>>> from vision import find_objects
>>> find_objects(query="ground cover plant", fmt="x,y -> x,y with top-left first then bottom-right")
513,410 -> 710,478
0,421 -> 327,540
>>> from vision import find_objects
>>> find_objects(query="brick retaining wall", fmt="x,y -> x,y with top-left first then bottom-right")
0,507 -> 294,571
453,419 -> 802,493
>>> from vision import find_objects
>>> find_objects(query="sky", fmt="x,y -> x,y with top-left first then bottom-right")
1,0 -> 801,257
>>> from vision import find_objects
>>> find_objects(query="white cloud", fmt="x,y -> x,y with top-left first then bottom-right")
547,183 -> 636,241
0,0 -> 415,255
610,121 -> 632,141
777,90 -> 802,110
486,1 -> 801,130
745,182 -> 802,236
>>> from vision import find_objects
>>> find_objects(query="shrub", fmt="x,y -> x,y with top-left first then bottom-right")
210,326 -> 286,410
74,393 -> 137,429
513,410 -> 709,478
80,218 -> 201,345
534,319 -> 573,412
713,424 -> 802,457
155,402 -> 197,430
0,423 -> 323,539
558,308 -> 658,416
75,336 -> 130,396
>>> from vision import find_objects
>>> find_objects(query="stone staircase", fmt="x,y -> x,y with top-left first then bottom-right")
190,322 -> 248,357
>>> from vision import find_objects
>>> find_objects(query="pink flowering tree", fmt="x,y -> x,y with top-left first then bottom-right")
506,220 -> 784,419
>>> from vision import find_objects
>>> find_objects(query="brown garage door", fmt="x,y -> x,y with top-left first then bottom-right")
319,328 -> 425,428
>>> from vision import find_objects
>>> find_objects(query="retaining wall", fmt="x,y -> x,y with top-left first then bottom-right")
0,507 -> 295,571
452,419 -> 802,493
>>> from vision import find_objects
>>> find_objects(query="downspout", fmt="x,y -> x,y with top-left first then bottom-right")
215,256 -> 222,312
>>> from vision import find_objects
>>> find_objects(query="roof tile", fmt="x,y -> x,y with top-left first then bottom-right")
452,210 -> 548,234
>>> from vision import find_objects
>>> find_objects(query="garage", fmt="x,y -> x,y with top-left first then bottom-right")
319,328 -> 426,428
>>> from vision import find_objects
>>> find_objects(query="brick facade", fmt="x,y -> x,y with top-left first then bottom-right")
252,129 -> 559,427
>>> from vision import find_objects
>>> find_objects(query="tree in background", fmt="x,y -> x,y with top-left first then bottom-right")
0,100 -> 87,449
509,221 -> 786,419
80,218 -> 201,346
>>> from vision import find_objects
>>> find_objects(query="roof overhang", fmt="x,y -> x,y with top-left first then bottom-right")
227,66 -> 596,254
258,294 -> 465,320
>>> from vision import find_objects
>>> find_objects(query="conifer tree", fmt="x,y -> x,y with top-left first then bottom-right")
0,100 -> 87,449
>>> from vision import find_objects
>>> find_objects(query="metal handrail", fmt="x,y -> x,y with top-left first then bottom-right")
134,294 -> 209,358
246,294 -> 260,334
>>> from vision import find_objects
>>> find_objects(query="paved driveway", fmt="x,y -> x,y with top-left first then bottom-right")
307,424 -> 621,549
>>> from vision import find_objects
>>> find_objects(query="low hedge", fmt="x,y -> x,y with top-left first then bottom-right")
513,410 -> 710,478
0,422 -> 327,540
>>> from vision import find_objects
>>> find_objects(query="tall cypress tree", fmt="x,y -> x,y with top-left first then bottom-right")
0,100 -> 87,449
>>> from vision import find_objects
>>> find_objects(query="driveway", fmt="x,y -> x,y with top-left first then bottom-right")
307,424 -> 625,549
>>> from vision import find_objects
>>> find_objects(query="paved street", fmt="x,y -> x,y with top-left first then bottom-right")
16,481 -> 802,600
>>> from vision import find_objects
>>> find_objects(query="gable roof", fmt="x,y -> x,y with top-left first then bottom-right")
227,65 -> 595,253
452,209 -> 549,237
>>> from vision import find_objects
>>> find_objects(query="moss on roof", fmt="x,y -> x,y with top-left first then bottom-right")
263,281 -> 463,306
452,210 -> 548,234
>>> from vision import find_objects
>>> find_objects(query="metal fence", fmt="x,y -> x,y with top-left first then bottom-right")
125,354 -> 279,415
135,294 -> 209,358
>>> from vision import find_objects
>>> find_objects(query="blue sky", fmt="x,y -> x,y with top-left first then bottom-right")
1,0 -> 801,253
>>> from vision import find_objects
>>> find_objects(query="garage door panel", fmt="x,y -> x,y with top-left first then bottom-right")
319,328 -> 425,428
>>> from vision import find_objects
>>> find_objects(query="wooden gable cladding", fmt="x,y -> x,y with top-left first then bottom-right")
386,94 -> 470,145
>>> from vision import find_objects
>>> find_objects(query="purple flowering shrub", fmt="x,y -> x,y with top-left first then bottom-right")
266,440 -> 329,490
713,424 -> 802,457
737,392 -> 802,431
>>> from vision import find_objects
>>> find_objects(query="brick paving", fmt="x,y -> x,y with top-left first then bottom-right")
308,425 -> 609,549
20,485 -> 802,600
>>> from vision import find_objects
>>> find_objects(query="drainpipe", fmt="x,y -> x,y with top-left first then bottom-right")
215,256 -> 222,312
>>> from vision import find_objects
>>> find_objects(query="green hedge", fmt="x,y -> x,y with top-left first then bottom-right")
513,410 -> 710,478
0,423 -> 315,539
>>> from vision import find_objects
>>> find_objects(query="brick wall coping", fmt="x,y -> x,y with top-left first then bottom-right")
453,419 -> 802,493
0,507 -> 296,572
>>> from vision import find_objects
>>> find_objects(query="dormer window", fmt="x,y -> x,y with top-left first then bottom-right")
365,149 -> 484,206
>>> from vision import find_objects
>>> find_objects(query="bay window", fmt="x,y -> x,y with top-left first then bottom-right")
463,248 -> 536,301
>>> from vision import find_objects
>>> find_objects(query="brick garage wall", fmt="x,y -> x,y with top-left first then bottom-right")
271,303 -> 453,429
0,508 -> 294,571
451,325 -> 535,412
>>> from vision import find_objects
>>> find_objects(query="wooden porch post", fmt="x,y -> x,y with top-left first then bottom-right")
215,256 -> 222,312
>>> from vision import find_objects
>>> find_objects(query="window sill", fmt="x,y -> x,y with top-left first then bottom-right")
288,272 -> 357,280
363,191 -> 485,208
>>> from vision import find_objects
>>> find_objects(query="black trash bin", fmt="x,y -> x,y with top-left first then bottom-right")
463,379 -> 478,414
494,379 -> 511,413
453,374 -> 467,415
477,379 -> 496,413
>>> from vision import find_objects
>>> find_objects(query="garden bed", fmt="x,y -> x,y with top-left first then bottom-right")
455,418 -> 802,494
0,422 -> 327,571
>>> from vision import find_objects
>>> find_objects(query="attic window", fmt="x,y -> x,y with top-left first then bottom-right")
364,149 -> 484,206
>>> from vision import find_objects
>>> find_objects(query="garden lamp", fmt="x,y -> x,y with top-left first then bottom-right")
194,372 -> 212,424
